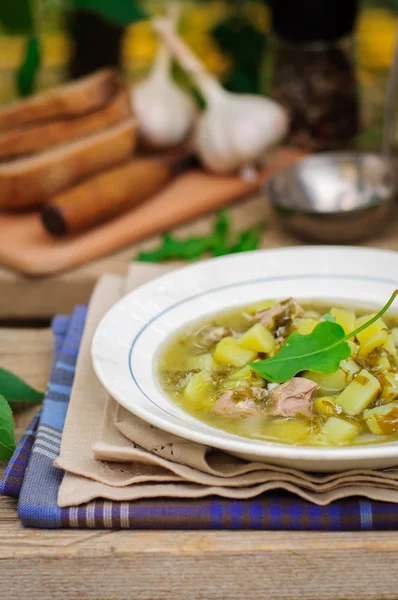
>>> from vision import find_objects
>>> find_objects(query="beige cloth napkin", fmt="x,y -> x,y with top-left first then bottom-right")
56,263 -> 398,507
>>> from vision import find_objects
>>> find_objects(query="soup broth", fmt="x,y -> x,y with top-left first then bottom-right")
158,298 -> 398,446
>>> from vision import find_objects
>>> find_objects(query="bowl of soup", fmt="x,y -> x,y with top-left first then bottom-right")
92,246 -> 398,471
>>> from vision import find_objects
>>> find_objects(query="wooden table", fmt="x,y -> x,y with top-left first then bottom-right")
1,196 -> 398,599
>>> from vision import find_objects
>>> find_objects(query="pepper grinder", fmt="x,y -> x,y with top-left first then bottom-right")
266,0 -> 360,152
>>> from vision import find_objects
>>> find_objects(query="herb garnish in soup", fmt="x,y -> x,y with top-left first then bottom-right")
158,292 -> 398,446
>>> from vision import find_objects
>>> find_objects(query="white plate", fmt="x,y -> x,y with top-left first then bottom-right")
92,246 -> 398,472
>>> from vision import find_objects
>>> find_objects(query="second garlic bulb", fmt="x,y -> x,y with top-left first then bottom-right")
131,16 -> 196,149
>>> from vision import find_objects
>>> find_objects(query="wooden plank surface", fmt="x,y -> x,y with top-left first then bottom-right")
0,194 -> 397,319
2,330 -> 398,599
0,200 -> 398,599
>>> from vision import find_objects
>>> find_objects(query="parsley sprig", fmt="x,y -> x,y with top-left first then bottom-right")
137,210 -> 265,263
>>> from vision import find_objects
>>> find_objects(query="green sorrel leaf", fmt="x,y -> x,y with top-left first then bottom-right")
0,368 -> 44,403
0,394 -> 16,460
251,290 -> 398,383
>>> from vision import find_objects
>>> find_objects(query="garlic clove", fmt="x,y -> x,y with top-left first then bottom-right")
196,93 -> 288,174
132,75 -> 197,149
132,6 -> 197,150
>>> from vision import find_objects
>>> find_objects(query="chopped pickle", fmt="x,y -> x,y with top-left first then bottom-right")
355,314 -> 388,345
222,379 -> 250,390
330,308 -> 356,334
392,328 -> 398,347
214,337 -> 256,367
357,329 -> 389,359
229,365 -> 253,380
335,369 -> 381,415
183,370 -> 215,409
348,341 -> 359,357
321,417 -> 360,445
379,373 -> 398,402
293,317 -> 319,335
384,332 -> 397,358
314,396 -> 342,417
229,365 -> 265,387
364,402 -> 398,435
376,353 -> 392,372
238,323 -> 276,354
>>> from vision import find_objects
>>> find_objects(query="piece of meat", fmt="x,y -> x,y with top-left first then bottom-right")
268,377 -> 317,418
255,298 -> 304,330
196,326 -> 230,348
213,387 -> 267,418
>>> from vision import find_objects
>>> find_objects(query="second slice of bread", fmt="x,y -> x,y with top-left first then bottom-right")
0,118 -> 137,210
0,88 -> 132,160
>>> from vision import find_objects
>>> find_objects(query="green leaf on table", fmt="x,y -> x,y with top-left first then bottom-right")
0,394 -> 16,461
0,368 -> 44,404
138,233 -> 214,262
136,210 -> 264,263
66,0 -> 147,26
211,210 -> 231,257
251,290 -> 398,383
229,225 -> 264,254
16,36 -> 41,97
0,0 -> 33,34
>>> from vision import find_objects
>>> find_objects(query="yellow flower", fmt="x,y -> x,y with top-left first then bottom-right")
356,9 -> 397,71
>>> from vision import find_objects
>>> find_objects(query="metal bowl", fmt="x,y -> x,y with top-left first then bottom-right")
266,151 -> 397,243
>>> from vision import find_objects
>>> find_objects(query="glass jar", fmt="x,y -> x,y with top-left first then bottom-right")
266,35 -> 360,151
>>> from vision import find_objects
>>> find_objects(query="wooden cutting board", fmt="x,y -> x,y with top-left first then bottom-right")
0,148 -> 303,276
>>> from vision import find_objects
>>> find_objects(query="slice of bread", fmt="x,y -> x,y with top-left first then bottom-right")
0,88 -> 132,160
0,118 -> 137,210
0,69 -> 121,132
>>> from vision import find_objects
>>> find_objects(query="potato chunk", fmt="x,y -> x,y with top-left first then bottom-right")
330,308 -> 356,334
357,329 -> 389,359
244,299 -> 275,316
238,324 -> 275,354
364,402 -> 398,435
304,359 -> 360,395
214,336 -> 256,367
183,370 -> 215,409
264,419 -> 311,443
185,353 -> 216,371
355,314 -> 387,345
335,369 -> 381,415
294,317 -> 319,335
321,417 -> 360,445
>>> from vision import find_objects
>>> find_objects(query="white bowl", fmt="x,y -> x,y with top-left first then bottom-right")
92,247 -> 398,472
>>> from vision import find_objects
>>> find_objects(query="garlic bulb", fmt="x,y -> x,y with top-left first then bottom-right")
153,19 -> 289,174
132,10 -> 197,149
